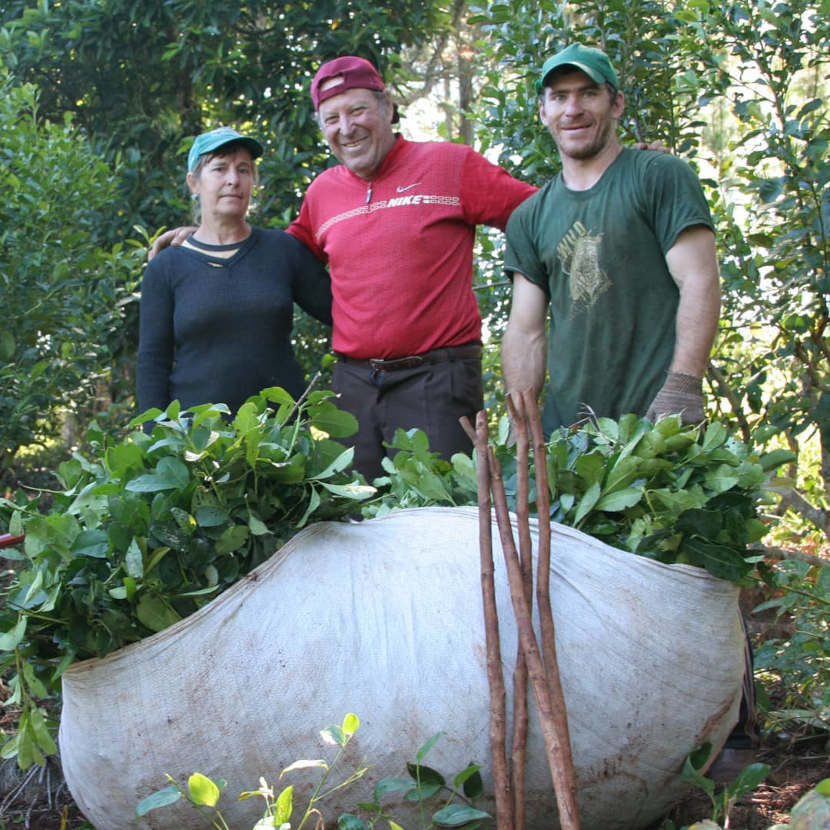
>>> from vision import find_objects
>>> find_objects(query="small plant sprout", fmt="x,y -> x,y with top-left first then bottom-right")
681,742 -> 770,829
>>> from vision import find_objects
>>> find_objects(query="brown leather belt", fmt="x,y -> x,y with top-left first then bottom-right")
340,342 -> 482,374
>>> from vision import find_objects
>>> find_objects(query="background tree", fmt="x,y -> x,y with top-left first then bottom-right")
467,0 -> 829,544
0,0 -> 452,444
0,75 -> 143,470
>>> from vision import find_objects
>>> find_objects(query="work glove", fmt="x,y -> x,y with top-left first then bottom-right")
645,372 -> 705,425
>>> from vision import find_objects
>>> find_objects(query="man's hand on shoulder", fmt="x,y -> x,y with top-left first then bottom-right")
633,140 -> 671,154
646,371 -> 705,425
148,226 -> 197,261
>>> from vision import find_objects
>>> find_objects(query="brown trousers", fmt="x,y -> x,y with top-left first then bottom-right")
332,344 -> 483,481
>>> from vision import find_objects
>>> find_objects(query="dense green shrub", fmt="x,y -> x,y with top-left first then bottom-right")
0,76 -> 143,467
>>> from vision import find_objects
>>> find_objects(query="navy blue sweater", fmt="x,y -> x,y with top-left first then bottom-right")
137,227 -> 332,414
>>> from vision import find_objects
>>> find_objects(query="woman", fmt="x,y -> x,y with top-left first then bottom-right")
137,126 -> 332,417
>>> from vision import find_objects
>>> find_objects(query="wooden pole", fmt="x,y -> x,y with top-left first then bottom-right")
488,447 -> 580,829
506,395 -> 534,830
461,412 -> 514,829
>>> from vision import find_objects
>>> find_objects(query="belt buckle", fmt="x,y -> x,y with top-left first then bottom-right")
369,355 -> 423,374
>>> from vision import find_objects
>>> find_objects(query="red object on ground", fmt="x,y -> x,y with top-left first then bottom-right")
0,533 -> 24,549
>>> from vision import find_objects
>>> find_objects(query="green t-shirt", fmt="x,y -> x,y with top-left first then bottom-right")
504,148 -> 713,432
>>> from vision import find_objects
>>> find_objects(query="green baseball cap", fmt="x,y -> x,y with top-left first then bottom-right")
535,43 -> 619,94
187,127 -> 263,172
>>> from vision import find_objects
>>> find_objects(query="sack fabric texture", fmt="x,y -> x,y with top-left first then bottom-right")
58,506 -> 745,829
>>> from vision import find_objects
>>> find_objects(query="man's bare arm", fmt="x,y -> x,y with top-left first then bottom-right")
647,225 -> 721,423
665,225 -> 721,377
502,272 -> 549,401
148,226 -> 197,261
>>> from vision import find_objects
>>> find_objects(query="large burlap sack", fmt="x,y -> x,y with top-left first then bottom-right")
59,506 -> 745,829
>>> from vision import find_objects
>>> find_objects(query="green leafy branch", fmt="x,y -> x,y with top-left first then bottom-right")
366,414 -> 793,583
0,389 -> 374,769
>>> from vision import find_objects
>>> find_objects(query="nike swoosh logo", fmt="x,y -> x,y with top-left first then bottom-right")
396,182 -> 422,193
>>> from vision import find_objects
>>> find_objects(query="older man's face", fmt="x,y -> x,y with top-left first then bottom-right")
317,85 -> 396,180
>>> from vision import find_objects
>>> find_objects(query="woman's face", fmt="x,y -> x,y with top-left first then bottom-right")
188,147 -> 255,225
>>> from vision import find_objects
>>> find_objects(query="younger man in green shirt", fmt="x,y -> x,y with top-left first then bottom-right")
502,44 -> 721,431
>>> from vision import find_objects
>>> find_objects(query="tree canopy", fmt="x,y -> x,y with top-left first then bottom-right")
0,0 -> 828,543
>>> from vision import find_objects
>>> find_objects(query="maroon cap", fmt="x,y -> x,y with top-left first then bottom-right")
311,56 -> 385,110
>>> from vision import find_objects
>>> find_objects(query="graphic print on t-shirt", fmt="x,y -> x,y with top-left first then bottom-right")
556,220 -> 610,312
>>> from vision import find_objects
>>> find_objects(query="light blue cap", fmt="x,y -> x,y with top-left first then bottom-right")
187,127 -> 263,172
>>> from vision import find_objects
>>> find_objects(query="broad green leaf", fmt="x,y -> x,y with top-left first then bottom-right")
234,401 -> 260,436
188,772 -> 221,806
156,457 -> 190,489
758,449 -> 797,472
195,505 -> 230,527
734,460 -> 766,489
136,785 -> 182,816
374,777 -> 414,801
816,566 -> 830,598
454,764 -> 483,798
136,595 -> 181,632
575,451 -> 606,484
0,329 -> 15,361
297,486 -> 322,527
318,481 -> 375,500
248,514 -> 270,536
603,455 -> 642,493
260,386 -> 295,407
700,422 -> 728,452
214,525 -> 249,554
309,401 -> 359,438
682,539 -> 751,581
400,466 -> 451,502
268,453 -> 307,483
311,447 -> 355,480
280,759 -> 327,777
29,707 -> 57,755
595,487 -> 643,512
574,480 -> 602,525
815,778 -> 830,796
337,814 -> 369,830
170,507 -> 197,533
342,712 -> 360,736
29,360 -> 48,380
682,744 -> 714,798
22,661 -> 48,699
274,784 -> 293,824
729,762 -> 770,797
165,400 -> 181,420
71,529 -> 108,558
22,570 -> 43,605
105,442 -> 145,479
321,724 -> 348,747
125,538 -> 144,578
0,734 -> 19,760
0,617 -> 27,651
405,783 -> 441,801
16,716 -> 45,770
703,464 -> 740,494
416,731 -> 446,762
145,546 -> 172,574
432,804 -> 491,826
407,762 -> 445,786
126,473 -> 179,492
